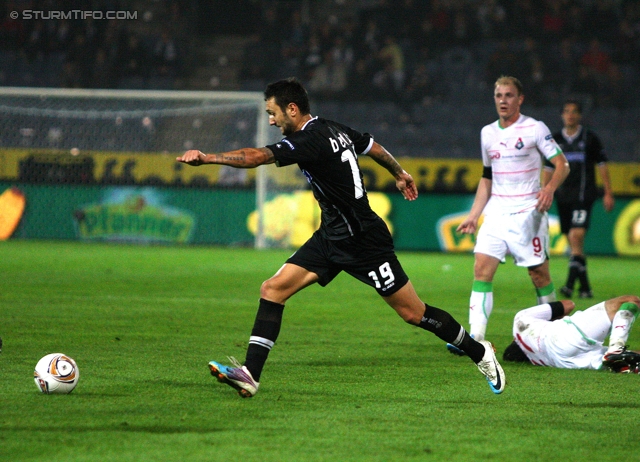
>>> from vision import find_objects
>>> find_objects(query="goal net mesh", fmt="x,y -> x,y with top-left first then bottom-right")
0,88 -> 306,247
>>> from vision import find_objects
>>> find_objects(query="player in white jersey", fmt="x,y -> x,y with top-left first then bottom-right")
503,295 -> 640,373
450,76 -> 570,354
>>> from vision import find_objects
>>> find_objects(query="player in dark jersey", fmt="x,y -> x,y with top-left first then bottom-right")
176,78 -> 505,397
544,99 -> 615,299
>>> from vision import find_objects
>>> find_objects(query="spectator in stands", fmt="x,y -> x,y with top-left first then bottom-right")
62,33 -> 92,88
508,0 -> 542,39
301,34 -> 324,81
450,9 -> 478,46
117,32 -> 149,88
613,15 -> 640,68
91,48 -> 115,89
423,0 -> 453,47
564,2 -> 588,39
402,61 -> 435,108
394,0 -> 427,43
24,20 -> 47,61
374,35 -> 405,99
360,19 -> 382,56
476,0 -> 507,39
587,0 -> 620,44
548,37 -> 579,100
153,29 -> 179,78
49,18 -> 73,53
345,57 -> 375,101
485,41 -> 519,87
521,37 -> 545,105
308,50 -> 347,98
571,64 -> 600,107
580,38 -> 612,83
285,10 -> 308,52
330,36 -> 354,72
540,0 -> 564,44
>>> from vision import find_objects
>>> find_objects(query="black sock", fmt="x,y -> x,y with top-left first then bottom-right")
575,255 -> 590,291
566,256 -> 580,290
243,298 -> 284,381
418,304 -> 485,363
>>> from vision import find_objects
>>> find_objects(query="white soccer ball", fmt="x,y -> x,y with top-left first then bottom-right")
34,353 -> 80,394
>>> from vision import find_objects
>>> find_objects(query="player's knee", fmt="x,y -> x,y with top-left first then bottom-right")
528,265 -> 551,286
473,259 -> 497,281
260,279 -> 279,301
393,304 -> 421,324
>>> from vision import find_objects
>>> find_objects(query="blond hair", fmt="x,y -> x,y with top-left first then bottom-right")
494,76 -> 524,96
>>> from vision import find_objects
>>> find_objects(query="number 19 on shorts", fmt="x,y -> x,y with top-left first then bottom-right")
368,262 -> 395,289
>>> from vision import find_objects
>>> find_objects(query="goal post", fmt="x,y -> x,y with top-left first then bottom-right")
0,86 -> 291,247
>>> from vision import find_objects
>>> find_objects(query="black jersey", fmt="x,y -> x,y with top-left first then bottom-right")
548,126 -> 608,203
266,117 -> 380,240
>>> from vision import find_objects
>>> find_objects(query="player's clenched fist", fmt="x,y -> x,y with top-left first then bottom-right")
176,150 -> 207,166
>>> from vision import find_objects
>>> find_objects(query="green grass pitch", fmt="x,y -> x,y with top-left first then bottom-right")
1,240 -> 639,461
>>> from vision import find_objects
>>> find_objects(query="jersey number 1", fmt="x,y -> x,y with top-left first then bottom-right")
341,149 -> 364,199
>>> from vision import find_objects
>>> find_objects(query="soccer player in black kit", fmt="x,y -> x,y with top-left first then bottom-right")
544,99 -> 615,299
176,78 -> 505,397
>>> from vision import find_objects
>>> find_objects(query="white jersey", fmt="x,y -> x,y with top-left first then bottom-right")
513,302 -> 609,370
481,114 -> 563,215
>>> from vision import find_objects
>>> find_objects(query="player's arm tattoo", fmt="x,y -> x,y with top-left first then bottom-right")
211,147 -> 275,168
367,142 -> 404,177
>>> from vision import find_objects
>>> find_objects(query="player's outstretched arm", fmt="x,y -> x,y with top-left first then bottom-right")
457,177 -> 491,234
537,153 -> 569,212
176,147 -> 276,168
366,142 -> 418,201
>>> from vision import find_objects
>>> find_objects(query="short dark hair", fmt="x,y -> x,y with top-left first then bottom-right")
503,340 -> 529,363
264,77 -> 311,115
562,98 -> 583,114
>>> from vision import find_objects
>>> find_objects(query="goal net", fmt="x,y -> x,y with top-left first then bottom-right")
0,87 -> 306,247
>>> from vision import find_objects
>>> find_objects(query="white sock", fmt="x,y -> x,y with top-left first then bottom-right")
536,283 -> 556,304
608,303 -> 639,352
469,281 -> 493,341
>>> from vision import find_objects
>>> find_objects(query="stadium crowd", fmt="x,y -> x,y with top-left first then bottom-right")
0,0 -> 639,109
240,0 -> 640,109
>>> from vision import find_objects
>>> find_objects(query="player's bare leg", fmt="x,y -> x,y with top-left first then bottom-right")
528,259 -> 557,304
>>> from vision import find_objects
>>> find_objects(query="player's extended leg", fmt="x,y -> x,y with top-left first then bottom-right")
597,296 -> 640,372
382,281 -> 506,394
209,263 -> 319,397
528,259 -> 556,305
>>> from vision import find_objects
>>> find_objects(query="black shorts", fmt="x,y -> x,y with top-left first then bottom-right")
286,218 -> 409,296
556,199 -> 596,234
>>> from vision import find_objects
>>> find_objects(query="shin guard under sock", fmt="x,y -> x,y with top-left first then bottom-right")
419,304 -> 485,363
244,298 -> 284,381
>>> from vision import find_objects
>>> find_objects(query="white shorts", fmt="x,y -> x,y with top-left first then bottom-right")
514,302 -> 609,370
475,209 -> 548,267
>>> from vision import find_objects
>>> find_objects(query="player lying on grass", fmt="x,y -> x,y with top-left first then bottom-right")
503,295 -> 640,373
176,77 -> 505,397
